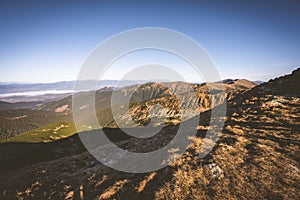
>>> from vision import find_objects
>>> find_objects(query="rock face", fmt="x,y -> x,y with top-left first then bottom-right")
107,79 -> 256,127
0,70 -> 299,199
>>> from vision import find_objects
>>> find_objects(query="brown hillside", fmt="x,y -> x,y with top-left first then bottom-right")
0,69 -> 298,199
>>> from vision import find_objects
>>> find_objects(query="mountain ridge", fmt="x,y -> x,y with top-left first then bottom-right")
0,69 -> 298,199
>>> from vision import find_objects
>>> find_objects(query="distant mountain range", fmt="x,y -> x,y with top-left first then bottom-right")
254,80 -> 265,84
0,79 -> 262,103
0,79 -> 171,94
0,79 -> 264,94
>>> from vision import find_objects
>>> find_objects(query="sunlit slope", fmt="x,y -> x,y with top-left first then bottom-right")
0,69 -> 298,199
0,79 -> 256,141
0,109 -> 72,140
0,122 -> 76,143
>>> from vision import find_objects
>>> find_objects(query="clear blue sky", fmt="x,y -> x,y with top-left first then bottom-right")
0,0 -> 299,83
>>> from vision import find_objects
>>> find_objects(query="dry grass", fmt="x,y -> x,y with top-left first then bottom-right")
136,172 -> 157,193
98,179 -> 129,200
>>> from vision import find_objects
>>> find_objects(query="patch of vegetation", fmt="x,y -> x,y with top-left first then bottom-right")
0,122 -> 77,143
0,109 -> 72,140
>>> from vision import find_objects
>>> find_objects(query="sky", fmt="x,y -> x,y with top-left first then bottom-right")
0,0 -> 299,83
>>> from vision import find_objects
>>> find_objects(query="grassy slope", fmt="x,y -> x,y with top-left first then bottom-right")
0,109 -> 72,140
0,122 -> 77,143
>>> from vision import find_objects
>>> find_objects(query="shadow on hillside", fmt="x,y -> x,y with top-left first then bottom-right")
0,125 -> 182,174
